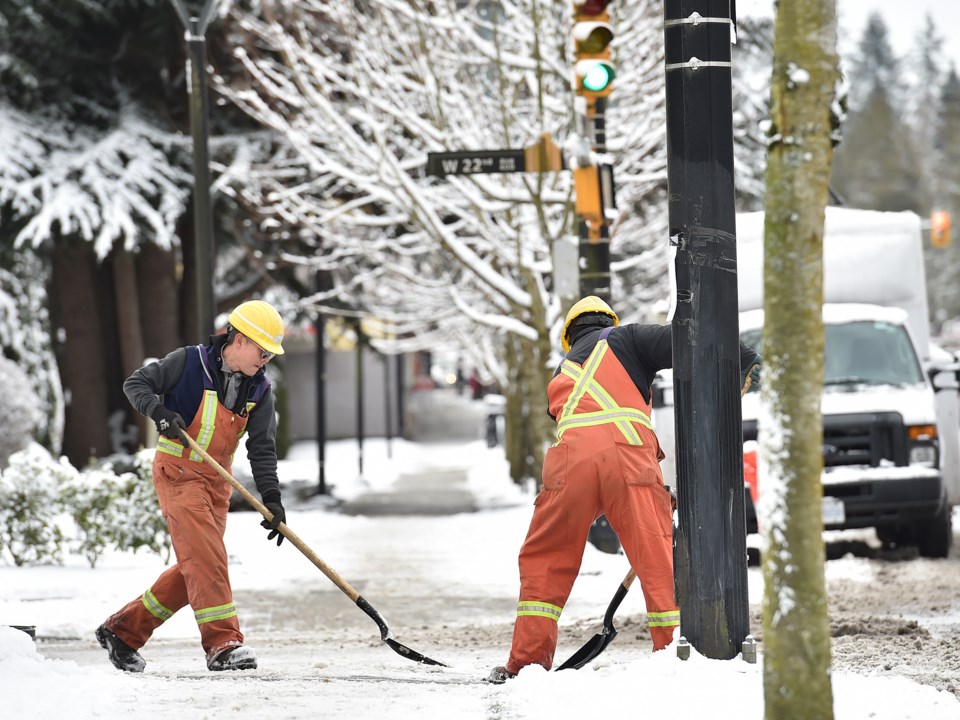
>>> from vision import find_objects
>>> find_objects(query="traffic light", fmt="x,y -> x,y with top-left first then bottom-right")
572,0 -> 615,100
931,210 -> 951,248
573,162 -> 616,236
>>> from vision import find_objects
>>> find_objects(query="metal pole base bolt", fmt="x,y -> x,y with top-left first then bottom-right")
741,635 -> 758,664
677,636 -> 691,660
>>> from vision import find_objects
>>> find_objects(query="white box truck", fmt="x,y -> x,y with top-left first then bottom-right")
654,207 -> 958,557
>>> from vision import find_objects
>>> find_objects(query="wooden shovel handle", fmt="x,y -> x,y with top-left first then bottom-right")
179,432 -> 361,603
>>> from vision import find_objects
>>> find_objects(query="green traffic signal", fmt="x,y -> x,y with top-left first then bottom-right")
582,63 -> 614,92
577,60 -> 615,94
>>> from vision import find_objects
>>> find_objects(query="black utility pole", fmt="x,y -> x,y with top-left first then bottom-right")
314,305 -> 327,495
170,0 -> 218,340
355,320 -> 365,479
663,0 -> 748,660
383,352 -> 394,459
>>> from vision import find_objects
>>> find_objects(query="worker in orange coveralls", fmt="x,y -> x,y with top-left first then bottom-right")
96,300 -> 287,673
488,296 -> 761,683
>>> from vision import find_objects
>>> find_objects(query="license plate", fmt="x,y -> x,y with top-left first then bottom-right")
822,496 -> 845,526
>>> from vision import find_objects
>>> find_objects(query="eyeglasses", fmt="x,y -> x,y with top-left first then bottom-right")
246,335 -> 276,361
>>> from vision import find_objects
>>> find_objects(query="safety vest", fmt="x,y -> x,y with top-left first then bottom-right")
155,344 -> 268,468
548,328 -> 655,448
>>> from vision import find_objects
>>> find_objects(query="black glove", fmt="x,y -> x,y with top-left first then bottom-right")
151,405 -> 186,438
261,501 -> 286,546
741,353 -> 762,394
665,485 -> 678,511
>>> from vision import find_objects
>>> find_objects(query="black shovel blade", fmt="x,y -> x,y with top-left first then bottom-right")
385,638 -> 448,667
555,626 -> 619,671
555,571 -> 634,671
357,595 -> 449,667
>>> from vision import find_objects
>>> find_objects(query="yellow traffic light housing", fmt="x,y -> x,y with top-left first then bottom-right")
573,164 -> 603,225
931,210 -> 951,248
572,1 -> 615,100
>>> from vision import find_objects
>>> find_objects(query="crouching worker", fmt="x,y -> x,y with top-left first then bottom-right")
96,300 -> 287,673
488,296 -> 761,683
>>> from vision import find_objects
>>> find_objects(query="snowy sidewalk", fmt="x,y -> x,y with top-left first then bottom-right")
340,465 -> 478,515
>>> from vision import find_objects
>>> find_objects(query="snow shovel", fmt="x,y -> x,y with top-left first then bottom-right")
555,568 -> 636,671
179,432 -> 447,667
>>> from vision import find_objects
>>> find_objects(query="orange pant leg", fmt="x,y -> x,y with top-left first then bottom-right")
109,461 -> 244,661
600,444 -> 679,650
506,444 -> 601,673
161,468 -> 243,661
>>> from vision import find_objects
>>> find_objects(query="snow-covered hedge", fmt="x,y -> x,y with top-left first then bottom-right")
0,444 -> 170,568
0,356 -> 40,468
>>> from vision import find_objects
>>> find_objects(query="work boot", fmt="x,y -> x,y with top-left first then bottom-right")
486,665 -> 516,684
95,625 -> 146,673
208,645 -> 258,671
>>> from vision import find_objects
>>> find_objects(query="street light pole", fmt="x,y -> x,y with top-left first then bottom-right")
170,0 -> 219,341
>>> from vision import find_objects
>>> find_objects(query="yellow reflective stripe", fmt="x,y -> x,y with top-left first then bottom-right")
648,610 -> 681,627
558,408 -> 653,431
189,390 -> 219,462
559,342 -> 608,423
516,600 -> 563,621
156,437 -> 185,457
141,589 -> 173,621
195,602 -> 238,625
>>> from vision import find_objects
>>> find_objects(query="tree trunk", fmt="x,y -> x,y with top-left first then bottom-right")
112,247 -> 148,448
112,248 -> 146,379
50,240 -> 113,467
502,329 -> 553,488
760,2 -> 838,718
135,242 -> 182,359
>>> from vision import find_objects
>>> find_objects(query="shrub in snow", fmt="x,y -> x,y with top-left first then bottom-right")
100,450 -> 171,564
0,356 -> 40,469
0,443 -> 74,566
63,451 -> 170,568
0,256 -> 64,454
0,445 -> 170,568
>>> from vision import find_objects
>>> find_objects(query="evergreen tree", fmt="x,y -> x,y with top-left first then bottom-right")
928,69 -> 960,326
843,12 -> 902,112
902,15 -> 946,206
0,1 -> 279,464
731,14 -> 776,211
831,14 -> 920,211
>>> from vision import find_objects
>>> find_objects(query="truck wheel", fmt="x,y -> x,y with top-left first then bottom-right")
917,503 -> 953,559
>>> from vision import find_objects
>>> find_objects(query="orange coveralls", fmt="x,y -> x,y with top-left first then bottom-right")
506,331 -> 680,673
105,393 -> 251,664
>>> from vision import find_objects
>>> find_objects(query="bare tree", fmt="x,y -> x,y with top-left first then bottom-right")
220,0 -> 667,482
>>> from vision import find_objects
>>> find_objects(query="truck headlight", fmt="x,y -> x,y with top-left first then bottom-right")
907,425 -> 939,467
908,443 -> 938,467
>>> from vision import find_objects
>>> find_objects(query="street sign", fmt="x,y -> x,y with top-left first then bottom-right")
427,134 -> 565,177
427,150 -> 526,177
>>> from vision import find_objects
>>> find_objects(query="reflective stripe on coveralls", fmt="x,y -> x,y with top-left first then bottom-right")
506,330 -> 679,674
141,589 -> 173,622
516,600 -> 562,621
649,609 -> 681,627
195,602 -> 238,624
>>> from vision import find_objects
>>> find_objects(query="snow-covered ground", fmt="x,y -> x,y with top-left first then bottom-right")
2,436 -> 959,719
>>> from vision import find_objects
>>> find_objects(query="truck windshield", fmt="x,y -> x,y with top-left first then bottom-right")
740,320 -> 925,387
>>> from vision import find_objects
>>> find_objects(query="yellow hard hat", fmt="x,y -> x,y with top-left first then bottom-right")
228,300 -> 285,355
561,296 -> 619,353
